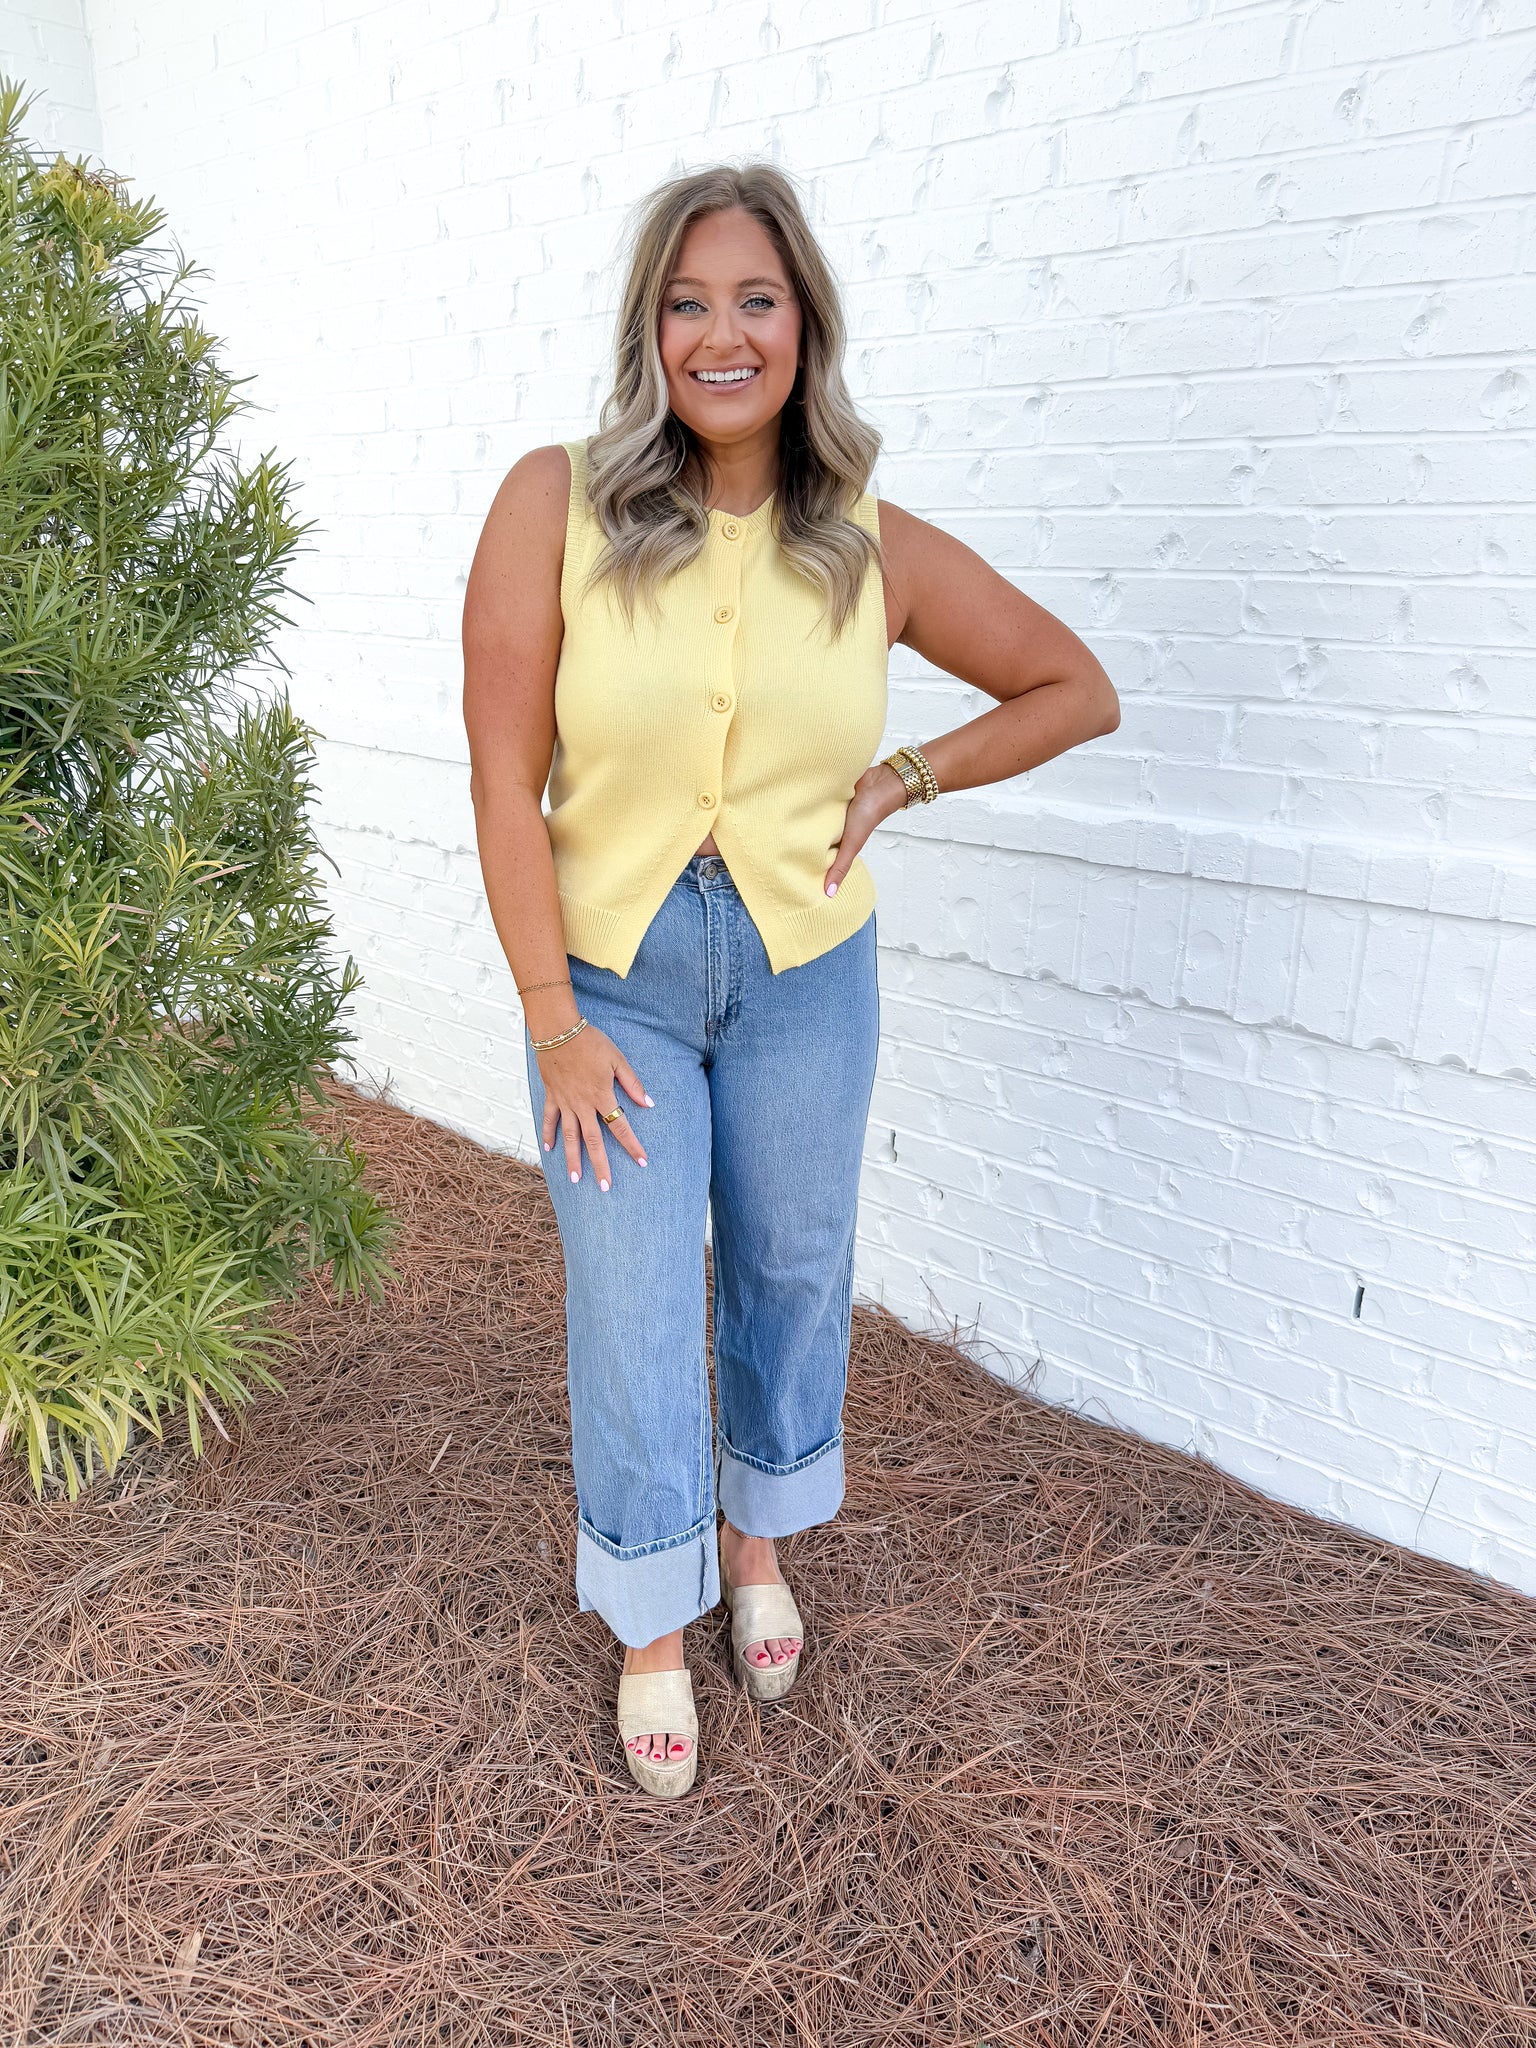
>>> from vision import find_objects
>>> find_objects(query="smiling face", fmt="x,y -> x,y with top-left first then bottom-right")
658,206 -> 803,455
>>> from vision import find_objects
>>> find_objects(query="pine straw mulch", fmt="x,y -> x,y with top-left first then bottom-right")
2,1082 -> 1534,2048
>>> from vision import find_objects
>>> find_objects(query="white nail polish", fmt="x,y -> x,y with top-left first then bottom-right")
643,1094 -> 655,1106
826,880 -> 838,896
570,1170 -> 579,1183
599,1178 -> 610,1191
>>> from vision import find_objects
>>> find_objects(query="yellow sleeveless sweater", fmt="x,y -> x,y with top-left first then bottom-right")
547,437 -> 889,976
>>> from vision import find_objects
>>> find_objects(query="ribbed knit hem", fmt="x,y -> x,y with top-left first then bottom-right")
556,891 -> 625,970
760,860 -> 878,974
554,855 -> 876,979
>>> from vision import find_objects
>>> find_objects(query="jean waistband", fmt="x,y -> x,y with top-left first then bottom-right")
678,853 -> 737,893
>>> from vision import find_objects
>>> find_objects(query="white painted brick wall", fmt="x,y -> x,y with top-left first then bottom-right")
22,0 -> 1536,1588
0,0 -> 98,154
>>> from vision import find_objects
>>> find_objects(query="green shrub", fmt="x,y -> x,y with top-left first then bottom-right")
0,81 -> 393,1493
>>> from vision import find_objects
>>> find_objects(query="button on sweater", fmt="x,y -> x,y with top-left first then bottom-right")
547,437 -> 890,976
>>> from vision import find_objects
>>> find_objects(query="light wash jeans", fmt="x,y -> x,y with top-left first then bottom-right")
524,853 -> 880,1647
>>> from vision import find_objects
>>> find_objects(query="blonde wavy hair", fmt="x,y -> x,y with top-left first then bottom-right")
582,162 -> 883,639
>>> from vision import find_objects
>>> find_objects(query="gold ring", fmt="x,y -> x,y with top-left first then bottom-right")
598,1107 -> 621,1125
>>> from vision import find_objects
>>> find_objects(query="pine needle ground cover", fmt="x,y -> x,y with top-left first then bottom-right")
2,1082 -> 1532,2047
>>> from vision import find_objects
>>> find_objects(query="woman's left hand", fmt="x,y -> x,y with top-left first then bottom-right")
824,761 -> 908,897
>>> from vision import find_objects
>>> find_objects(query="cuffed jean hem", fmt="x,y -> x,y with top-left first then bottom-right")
716,1431 -> 846,1542
574,1518 -> 723,1649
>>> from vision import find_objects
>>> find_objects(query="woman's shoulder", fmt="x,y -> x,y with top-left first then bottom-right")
499,440 -> 577,514
479,443 -> 582,560
467,445 -> 577,611
864,498 -> 952,646
865,494 -> 923,572
867,494 -> 920,539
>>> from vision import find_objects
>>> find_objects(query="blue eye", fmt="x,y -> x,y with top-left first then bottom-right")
667,293 -> 777,315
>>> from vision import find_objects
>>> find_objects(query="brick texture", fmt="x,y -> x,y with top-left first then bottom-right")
29,0 -> 1536,1588
0,0 -> 99,154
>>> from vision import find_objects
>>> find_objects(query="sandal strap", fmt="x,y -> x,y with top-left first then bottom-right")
729,1580 -> 802,1654
616,1668 -> 697,1742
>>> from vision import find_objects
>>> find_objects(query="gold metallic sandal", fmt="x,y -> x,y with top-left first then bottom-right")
616,1667 -> 698,1798
720,1562 -> 804,1703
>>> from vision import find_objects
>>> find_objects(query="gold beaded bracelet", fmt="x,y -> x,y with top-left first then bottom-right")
882,743 -> 940,807
529,1015 -> 589,1052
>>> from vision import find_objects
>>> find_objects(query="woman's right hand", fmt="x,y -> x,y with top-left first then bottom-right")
537,1023 -> 653,1191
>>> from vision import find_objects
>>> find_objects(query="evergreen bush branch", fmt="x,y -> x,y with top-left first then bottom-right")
0,79 -> 395,1495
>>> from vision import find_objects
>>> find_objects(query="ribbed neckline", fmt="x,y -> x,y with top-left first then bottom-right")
707,492 -> 775,532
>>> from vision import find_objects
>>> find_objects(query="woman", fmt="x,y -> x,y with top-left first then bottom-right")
462,163 -> 1118,1797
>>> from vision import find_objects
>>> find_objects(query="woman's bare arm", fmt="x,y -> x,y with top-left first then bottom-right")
824,502 -> 1121,893
463,445 -> 573,1020
462,445 -> 650,1188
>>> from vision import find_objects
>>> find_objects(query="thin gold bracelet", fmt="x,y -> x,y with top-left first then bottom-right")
530,1015 -> 589,1052
517,976 -> 572,996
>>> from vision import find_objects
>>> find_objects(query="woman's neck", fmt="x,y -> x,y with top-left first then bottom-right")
694,430 -> 780,517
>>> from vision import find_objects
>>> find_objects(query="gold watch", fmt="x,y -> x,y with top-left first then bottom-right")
882,744 -> 939,807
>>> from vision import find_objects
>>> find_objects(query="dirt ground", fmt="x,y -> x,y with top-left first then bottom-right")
3,1081 -> 1533,2046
